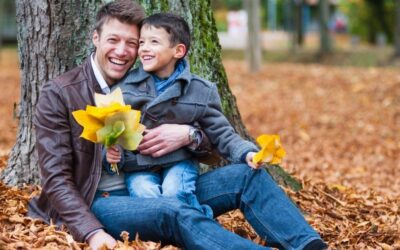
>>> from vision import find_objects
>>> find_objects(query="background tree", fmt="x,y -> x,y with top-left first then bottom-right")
318,0 -> 332,55
2,0 -> 300,190
394,0 -> 400,57
244,0 -> 262,72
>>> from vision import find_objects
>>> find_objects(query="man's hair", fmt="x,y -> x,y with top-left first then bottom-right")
141,13 -> 191,57
95,0 -> 145,34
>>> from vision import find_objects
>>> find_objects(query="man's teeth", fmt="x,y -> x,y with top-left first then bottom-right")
110,58 -> 126,65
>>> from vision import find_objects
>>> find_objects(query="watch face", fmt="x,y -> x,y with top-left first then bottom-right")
189,128 -> 199,143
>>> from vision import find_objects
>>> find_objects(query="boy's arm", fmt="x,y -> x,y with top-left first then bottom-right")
198,84 -> 258,163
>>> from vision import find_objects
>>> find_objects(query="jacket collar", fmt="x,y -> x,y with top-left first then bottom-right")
83,56 -> 103,94
123,59 -> 193,96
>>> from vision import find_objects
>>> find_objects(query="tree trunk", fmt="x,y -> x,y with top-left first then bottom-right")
318,0 -> 332,55
294,0 -> 304,47
3,0 -> 300,190
1,0 -> 100,185
394,0 -> 400,57
244,0 -> 262,72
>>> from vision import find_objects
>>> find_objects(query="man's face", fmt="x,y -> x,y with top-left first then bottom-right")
92,18 -> 139,85
138,25 -> 185,78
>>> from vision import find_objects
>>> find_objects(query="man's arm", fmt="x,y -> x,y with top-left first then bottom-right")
137,124 -> 212,157
35,82 -> 103,241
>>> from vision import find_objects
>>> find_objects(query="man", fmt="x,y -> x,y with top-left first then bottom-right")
29,1 -> 327,249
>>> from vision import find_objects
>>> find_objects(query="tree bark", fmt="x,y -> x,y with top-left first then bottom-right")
3,0 -> 299,190
1,0 -> 100,185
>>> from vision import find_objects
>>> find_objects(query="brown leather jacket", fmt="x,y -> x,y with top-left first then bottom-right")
28,58 -> 104,242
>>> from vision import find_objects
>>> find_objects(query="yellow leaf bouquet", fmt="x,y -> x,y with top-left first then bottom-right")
252,134 -> 286,165
72,88 -> 145,173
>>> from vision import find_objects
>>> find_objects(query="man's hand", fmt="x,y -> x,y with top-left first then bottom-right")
138,124 -> 191,157
87,230 -> 116,250
106,145 -> 121,164
246,152 -> 261,169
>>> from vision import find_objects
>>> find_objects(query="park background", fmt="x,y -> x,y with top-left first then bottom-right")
0,0 -> 399,249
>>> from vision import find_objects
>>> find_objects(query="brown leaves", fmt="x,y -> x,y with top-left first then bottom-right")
226,61 -> 400,198
284,180 -> 400,249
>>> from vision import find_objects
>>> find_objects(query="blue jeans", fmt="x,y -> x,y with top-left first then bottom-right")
125,160 -> 213,218
91,164 -> 322,249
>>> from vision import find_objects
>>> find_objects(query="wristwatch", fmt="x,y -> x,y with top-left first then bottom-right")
188,127 -> 201,145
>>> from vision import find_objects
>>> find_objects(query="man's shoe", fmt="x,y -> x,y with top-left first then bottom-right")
303,239 -> 328,250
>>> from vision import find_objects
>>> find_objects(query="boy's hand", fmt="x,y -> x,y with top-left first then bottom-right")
106,145 -> 121,164
246,152 -> 262,169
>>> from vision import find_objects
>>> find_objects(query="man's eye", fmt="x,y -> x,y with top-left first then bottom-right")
128,42 -> 138,47
108,38 -> 117,43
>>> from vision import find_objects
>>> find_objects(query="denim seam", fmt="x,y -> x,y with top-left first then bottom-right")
199,191 -> 239,204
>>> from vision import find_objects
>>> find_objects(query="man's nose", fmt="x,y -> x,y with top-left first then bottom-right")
115,42 -> 128,56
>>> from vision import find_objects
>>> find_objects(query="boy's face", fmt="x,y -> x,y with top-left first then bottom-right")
92,18 -> 139,85
138,25 -> 185,78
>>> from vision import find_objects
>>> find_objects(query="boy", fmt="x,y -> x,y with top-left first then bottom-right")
105,12 -> 260,217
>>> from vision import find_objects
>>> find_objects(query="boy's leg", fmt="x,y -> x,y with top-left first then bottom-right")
196,164 -> 325,250
125,171 -> 162,198
91,190 -> 269,250
162,160 -> 213,218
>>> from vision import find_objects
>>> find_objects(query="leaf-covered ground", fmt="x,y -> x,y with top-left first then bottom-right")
0,49 -> 399,249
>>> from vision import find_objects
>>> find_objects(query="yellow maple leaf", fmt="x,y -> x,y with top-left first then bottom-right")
252,134 -> 286,165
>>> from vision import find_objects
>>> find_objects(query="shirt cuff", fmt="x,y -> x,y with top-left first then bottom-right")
84,228 -> 104,242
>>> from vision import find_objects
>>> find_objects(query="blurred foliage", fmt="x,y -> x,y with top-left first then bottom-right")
212,0 -> 243,10
339,0 -> 395,44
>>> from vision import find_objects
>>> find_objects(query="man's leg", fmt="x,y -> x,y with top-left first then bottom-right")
196,164 -> 325,250
91,190 -> 269,250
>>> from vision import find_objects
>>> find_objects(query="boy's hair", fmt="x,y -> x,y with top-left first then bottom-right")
95,0 -> 145,34
141,13 -> 191,57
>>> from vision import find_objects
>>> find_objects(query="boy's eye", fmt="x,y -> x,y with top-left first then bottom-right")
151,40 -> 158,44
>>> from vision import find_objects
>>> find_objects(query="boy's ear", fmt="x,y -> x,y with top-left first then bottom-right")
174,44 -> 186,59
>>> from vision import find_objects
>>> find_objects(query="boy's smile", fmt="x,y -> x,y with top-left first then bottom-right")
138,25 -> 185,78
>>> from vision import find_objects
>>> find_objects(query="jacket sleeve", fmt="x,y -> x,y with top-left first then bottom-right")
198,84 -> 259,163
34,82 -> 103,242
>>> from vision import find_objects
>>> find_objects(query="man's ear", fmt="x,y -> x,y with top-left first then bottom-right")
174,44 -> 186,59
92,30 -> 100,48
